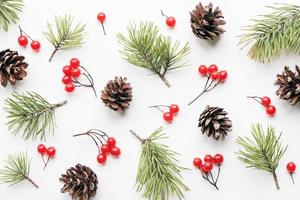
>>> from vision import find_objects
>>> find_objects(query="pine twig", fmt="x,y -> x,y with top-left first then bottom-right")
0,0 -> 24,31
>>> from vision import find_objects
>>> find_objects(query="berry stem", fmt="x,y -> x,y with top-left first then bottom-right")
24,176 -> 39,189
247,96 -> 263,105
73,129 -> 109,152
290,173 -> 295,184
130,130 -> 146,144
43,156 -> 50,170
41,154 -> 46,165
161,10 -> 168,18
214,165 -> 221,184
148,105 -> 167,113
18,25 -> 34,41
100,22 -> 106,36
201,172 -> 219,190
72,66 -> 97,97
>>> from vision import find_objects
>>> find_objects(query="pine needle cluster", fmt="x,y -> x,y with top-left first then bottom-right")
0,0 -> 24,31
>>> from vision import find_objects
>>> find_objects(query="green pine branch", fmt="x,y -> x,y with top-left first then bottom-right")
0,152 -> 39,188
236,124 -> 287,190
117,22 -> 190,88
130,127 -> 189,200
0,0 -> 24,31
238,4 -> 300,63
44,14 -> 86,62
4,91 -> 67,141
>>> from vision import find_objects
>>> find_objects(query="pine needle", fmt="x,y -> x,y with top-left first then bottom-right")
0,0 -> 24,31
44,14 -> 86,62
238,4 -> 300,63
117,22 -> 190,87
130,127 -> 189,200
4,91 -> 67,141
236,123 -> 287,190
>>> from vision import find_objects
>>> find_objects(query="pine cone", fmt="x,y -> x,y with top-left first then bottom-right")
101,77 -> 133,112
0,49 -> 28,87
59,164 -> 98,200
198,106 -> 232,140
275,65 -> 300,105
190,2 -> 225,40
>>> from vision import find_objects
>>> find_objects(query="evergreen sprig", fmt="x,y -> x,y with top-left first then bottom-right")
238,4 -> 300,63
44,14 -> 86,62
236,124 -> 287,190
4,91 -> 67,141
130,127 -> 189,200
0,152 -> 38,188
117,22 -> 190,87
0,0 -> 24,31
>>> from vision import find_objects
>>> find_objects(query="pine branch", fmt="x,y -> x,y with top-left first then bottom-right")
236,123 -> 287,190
0,0 -> 24,31
130,127 -> 189,200
4,91 -> 67,141
117,22 -> 190,87
44,14 -> 86,62
238,4 -> 300,63
0,152 -> 39,188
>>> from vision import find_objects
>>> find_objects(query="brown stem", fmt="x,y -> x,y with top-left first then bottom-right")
43,156 -> 50,170
101,22 -> 106,35
272,170 -> 280,190
290,173 -> 295,184
53,100 -> 68,108
49,48 -> 58,62
247,96 -> 263,105
24,176 -> 39,188
158,73 -> 171,88
130,130 -> 145,144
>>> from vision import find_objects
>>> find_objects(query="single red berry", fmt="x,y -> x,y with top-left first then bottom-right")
266,105 -> 276,116
204,154 -> 213,163
198,65 -> 208,76
169,104 -> 179,114
97,153 -> 107,164
101,144 -> 111,155
166,17 -> 176,28
208,64 -> 218,74
163,112 -> 173,122
211,71 -> 219,80
18,35 -> 28,47
71,68 -> 81,77
213,154 -> 224,165
287,162 -> 296,173
30,40 -> 41,51
193,157 -> 202,167
62,75 -> 72,84
219,70 -> 228,81
107,137 -> 116,147
46,147 -> 56,157
37,144 -> 46,154
63,65 -> 72,76
110,146 -> 121,156
97,12 -> 106,22
261,96 -> 271,107
201,162 -> 213,173
65,82 -> 75,93
70,58 -> 80,68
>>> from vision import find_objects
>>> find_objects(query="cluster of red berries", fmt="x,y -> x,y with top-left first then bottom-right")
287,162 -> 297,184
37,144 -> 56,169
17,26 -> 41,51
193,154 -> 224,190
62,58 -> 81,93
97,12 -> 106,35
149,104 -> 179,123
97,137 -> 121,164
161,10 -> 176,28
247,96 -> 276,117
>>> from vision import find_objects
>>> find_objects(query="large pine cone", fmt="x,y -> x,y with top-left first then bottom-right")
0,49 -> 28,87
275,65 -> 300,105
101,77 -> 133,112
59,164 -> 98,200
198,106 -> 232,140
190,2 -> 225,40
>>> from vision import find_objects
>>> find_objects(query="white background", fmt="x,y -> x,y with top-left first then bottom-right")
0,0 -> 300,199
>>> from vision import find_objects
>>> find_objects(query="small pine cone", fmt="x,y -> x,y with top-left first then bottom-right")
59,164 -> 98,200
0,49 -> 28,87
198,105 -> 232,140
275,65 -> 300,105
190,2 -> 226,40
101,76 -> 133,112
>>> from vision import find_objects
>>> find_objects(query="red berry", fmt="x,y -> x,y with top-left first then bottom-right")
97,12 -> 106,22
71,68 -> 81,77
169,104 -> 179,114
37,144 -> 46,154
287,162 -> 296,173
166,17 -> 176,28
63,65 -> 72,76
266,105 -> 276,116
30,40 -> 41,51
261,96 -> 271,107
208,64 -> 218,74
18,35 -> 28,47
97,153 -> 107,164
46,147 -> 56,157
193,157 -> 202,167
163,112 -> 173,122
213,154 -> 224,165
62,75 -> 72,84
204,154 -> 213,163
107,137 -> 116,147
65,82 -> 75,93
198,65 -> 208,76
219,70 -> 228,81
111,146 -> 121,157
211,71 -> 219,80
201,162 -> 213,173
70,58 -> 80,68
101,144 -> 111,155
